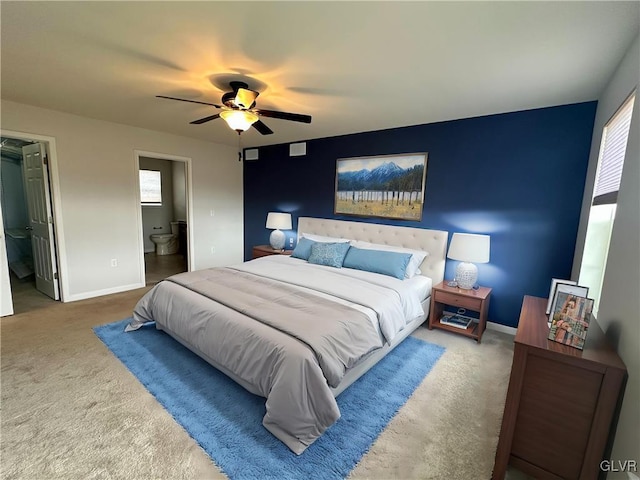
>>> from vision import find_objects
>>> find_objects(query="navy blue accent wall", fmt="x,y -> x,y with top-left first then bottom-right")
244,102 -> 597,327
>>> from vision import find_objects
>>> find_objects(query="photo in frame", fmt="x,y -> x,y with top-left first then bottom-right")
549,283 -> 589,322
548,292 -> 594,350
546,278 -> 578,314
334,153 -> 427,221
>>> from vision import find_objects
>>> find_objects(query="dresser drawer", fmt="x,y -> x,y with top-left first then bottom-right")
434,290 -> 482,311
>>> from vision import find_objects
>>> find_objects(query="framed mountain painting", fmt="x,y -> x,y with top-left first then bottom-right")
334,153 -> 427,221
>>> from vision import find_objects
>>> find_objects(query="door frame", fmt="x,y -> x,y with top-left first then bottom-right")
0,129 -> 67,302
0,196 -> 13,316
134,150 -> 194,282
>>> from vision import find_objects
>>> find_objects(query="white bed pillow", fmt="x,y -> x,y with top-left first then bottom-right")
300,233 -> 351,244
351,240 -> 428,279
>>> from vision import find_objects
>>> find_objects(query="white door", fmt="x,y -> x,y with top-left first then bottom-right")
22,143 -> 59,300
0,198 -> 14,316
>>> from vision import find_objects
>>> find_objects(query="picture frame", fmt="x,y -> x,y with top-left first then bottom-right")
546,278 -> 577,314
548,294 -> 594,350
549,283 -> 589,320
334,153 -> 427,221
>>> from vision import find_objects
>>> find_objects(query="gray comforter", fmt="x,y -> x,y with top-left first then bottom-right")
165,267 -> 381,388
128,257 -> 421,454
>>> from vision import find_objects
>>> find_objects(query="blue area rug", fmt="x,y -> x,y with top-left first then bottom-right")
94,319 -> 445,480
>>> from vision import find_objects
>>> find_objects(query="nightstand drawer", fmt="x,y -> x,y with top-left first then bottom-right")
434,290 -> 482,311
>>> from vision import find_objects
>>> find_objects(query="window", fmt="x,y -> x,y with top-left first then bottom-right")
578,92 -> 635,317
139,169 -> 162,205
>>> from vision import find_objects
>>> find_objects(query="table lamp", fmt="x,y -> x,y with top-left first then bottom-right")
447,233 -> 490,289
266,212 -> 292,250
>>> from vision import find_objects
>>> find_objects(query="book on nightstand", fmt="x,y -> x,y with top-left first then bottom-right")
440,313 -> 473,330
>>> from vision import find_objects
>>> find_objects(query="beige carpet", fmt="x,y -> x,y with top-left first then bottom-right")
1,287 -> 525,479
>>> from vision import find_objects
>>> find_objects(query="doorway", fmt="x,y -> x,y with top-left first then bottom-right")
135,151 -> 192,286
1,135 -> 61,315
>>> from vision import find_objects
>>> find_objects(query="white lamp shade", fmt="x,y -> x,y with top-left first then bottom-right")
266,212 -> 292,230
220,110 -> 259,131
447,233 -> 490,263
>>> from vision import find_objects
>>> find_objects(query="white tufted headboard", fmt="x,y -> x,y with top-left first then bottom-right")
297,217 -> 448,285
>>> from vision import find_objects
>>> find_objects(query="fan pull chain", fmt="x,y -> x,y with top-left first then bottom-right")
237,131 -> 242,162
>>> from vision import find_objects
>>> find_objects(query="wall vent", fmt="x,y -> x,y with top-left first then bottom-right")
244,148 -> 259,161
289,142 -> 306,157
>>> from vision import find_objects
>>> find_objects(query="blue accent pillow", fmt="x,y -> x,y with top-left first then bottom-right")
343,246 -> 412,280
307,242 -> 351,268
291,237 -> 317,260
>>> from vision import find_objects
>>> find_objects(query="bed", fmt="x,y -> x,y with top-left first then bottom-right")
127,217 -> 448,454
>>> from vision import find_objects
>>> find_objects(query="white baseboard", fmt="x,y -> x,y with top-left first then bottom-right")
64,282 -> 145,302
487,321 -> 517,336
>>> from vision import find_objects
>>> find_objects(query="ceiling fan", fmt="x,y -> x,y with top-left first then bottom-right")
157,81 -> 312,135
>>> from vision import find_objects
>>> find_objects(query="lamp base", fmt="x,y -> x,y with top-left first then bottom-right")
455,262 -> 478,289
269,229 -> 285,250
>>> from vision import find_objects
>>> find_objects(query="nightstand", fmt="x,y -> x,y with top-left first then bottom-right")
252,245 -> 293,259
428,281 -> 492,343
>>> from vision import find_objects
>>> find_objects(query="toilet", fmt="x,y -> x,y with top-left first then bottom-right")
150,222 -> 180,255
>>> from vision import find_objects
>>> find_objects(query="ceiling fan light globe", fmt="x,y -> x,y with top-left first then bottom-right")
220,110 -> 259,132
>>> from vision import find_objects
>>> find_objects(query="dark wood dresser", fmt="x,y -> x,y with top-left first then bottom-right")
492,296 -> 627,480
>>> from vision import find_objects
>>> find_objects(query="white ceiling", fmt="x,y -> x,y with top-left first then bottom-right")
1,1 -> 638,148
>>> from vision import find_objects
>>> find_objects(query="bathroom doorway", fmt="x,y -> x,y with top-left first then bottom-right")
135,151 -> 192,286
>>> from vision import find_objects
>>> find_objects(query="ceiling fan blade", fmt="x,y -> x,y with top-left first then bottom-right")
157,95 -> 222,108
235,88 -> 259,109
252,120 -> 274,135
190,113 -> 221,125
255,109 -> 312,124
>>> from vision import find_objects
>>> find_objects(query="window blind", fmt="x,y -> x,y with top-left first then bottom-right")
592,93 -> 635,205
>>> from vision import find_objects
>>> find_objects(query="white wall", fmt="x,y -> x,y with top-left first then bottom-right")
1,100 -> 243,302
572,34 -> 639,475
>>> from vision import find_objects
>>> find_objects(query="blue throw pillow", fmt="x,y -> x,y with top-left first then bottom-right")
291,237 -> 317,260
307,242 -> 351,268
343,246 -> 412,280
